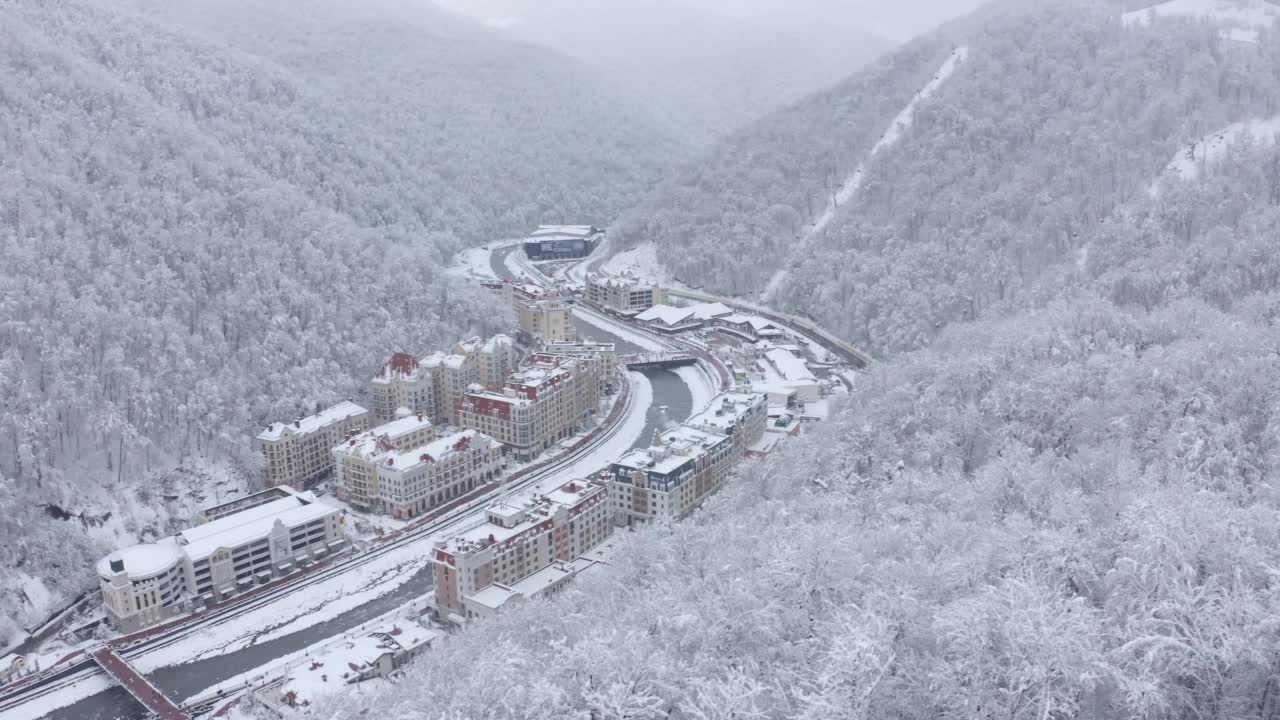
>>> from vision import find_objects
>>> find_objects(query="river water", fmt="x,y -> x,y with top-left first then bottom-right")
45,277 -> 692,720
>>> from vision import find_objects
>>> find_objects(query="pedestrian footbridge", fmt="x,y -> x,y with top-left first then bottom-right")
90,646 -> 190,720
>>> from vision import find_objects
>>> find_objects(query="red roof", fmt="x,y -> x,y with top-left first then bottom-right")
378,352 -> 419,379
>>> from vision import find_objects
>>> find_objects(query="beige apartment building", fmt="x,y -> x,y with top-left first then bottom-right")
456,355 -> 601,461
584,273 -> 664,316
258,401 -> 369,489
433,478 -> 611,621
333,414 -> 436,512
368,353 -> 435,425
378,429 -> 506,519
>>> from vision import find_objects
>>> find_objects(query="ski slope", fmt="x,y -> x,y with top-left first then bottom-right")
1149,116 -> 1280,195
1122,0 -> 1279,42
763,46 -> 969,300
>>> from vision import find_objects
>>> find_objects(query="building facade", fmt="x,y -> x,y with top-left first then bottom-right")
433,478 -> 610,621
371,335 -> 514,426
522,225 -> 604,260
456,356 -> 601,461
368,353 -> 436,425
606,426 -> 734,525
584,273 -> 664,316
98,488 -> 346,633
377,429 -> 506,519
541,340 -> 618,396
333,414 -> 436,512
257,402 -> 369,489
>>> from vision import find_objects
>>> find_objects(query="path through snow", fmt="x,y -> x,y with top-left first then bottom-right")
1149,116 -> 1280,196
763,46 -> 969,300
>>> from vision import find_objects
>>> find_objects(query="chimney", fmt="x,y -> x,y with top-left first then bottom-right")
109,555 -> 124,574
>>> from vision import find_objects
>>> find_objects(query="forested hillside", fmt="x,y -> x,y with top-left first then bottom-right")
322,2 -> 1280,718
616,0 -> 1280,354
0,0 -> 681,639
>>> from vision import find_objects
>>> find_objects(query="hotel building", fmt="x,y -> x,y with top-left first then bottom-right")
606,426 -> 734,524
258,401 -> 369,489
433,478 -> 610,622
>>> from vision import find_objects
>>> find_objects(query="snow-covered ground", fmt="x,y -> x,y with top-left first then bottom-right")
5,672 -> 117,720
1150,116 -> 1280,195
597,242 -> 685,290
1122,0 -> 1279,40
764,46 -> 970,300
183,595 -> 436,706
316,495 -> 408,542
445,246 -> 498,280
673,365 -> 717,416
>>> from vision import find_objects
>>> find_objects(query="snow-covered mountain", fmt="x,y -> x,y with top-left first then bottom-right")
436,0 -> 893,143
316,4 -> 1280,717
0,0 -> 684,639
614,0 -> 1280,353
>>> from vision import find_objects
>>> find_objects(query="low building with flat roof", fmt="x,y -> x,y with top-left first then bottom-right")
98,488 -> 345,633
523,225 -> 604,260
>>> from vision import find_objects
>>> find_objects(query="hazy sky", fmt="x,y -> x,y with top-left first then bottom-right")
436,0 -> 986,43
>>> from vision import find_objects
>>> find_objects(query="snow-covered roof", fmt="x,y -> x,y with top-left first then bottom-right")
178,494 -> 336,561
615,426 -> 729,476
483,335 -> 513,353
687,302 -> 734,320
418,351 -> 448,369
766,348 -> 816,383
96,540 -> 184,580
506,561 -> 576,598
334,415 -> 434,460
258,401 -> 367,441
719,315 -> 784,334
443,480 -> 602,555
1122,0 -> 1279,30
370,352 -> 423,384
380,430 -> 498,474
466,584 -> 518,611
443,354 -> 469,370
99,492 -> 340,576
686,392 -> 764,433
530,224 -> 602,240
636,304 -> 697,326
586,272 -> 653,291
